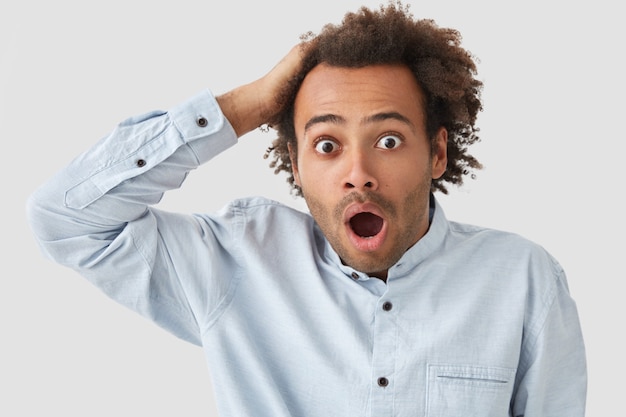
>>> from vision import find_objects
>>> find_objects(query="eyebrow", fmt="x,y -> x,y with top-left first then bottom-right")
303,111 -> 415,134
363,112 -> 415,130
304,114 -> 345,133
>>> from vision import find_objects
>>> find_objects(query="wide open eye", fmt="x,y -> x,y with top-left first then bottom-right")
375,134 -> 403,150
314,138 -> 340,154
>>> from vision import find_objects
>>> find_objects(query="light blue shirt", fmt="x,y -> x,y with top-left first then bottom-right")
27,90 -> 587,416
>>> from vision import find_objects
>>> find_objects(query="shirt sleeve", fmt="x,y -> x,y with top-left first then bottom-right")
511,258 -> 587,416
26,90 -> 239,345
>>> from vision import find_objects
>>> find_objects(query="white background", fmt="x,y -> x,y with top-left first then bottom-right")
2,0 -> 623,415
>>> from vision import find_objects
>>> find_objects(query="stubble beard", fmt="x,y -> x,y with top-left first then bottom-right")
303,178 -> 432,278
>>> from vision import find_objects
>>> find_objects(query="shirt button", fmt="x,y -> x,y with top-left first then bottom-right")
196,116 -> 208,127
136,159 -> 146,167
382,301 -> 393,311
378,377 -> 389,387
351,272 -> 359,280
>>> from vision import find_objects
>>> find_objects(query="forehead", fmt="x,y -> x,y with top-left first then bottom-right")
293,63 -> 426,133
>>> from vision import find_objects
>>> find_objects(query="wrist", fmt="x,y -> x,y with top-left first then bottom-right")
216,80 -> 268,137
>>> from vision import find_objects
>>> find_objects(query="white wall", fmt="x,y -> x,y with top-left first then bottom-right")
2,0 -> 622,415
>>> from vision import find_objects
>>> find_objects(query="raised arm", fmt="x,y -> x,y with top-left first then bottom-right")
26,45 -> 306,344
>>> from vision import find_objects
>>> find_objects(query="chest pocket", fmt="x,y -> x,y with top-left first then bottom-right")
426,364 -> 516,417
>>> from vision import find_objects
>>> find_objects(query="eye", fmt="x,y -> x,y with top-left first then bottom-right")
376,134 -> 403,150
314,138 -> 340,154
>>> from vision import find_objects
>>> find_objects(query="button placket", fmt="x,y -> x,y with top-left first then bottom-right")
369,296 -> 397,412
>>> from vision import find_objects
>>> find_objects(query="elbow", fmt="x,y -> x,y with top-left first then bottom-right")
26,183 -> 66,243
26,185 -> 124,269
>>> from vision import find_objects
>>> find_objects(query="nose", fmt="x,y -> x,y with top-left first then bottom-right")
343,150 -> 378,191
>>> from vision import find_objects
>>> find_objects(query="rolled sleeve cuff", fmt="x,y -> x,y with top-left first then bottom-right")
64,89 -> 238,209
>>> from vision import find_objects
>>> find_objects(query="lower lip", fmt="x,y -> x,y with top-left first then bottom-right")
345,222 -> 388,252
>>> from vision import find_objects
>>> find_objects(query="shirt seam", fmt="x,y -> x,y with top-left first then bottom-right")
517,256 -> 561,372
201,201 -> 246,333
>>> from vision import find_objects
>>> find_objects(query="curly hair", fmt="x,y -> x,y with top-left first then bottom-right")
265,1 -> 483,195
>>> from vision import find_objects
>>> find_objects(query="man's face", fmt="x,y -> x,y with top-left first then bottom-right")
291,63 -> 447,279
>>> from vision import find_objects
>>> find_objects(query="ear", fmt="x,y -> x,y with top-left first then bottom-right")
431,127 -> 448,180
288,142 -> 301,187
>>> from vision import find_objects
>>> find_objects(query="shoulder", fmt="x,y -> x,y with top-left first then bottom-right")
448,220 -> 547,254
442,220 -> 571,326
227,196 -> 309,218
224,196 -> 314,234
446,220 -> 564,281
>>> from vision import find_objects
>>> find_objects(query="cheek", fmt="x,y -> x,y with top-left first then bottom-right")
297,157 -> 336,189
381,159 -> 420,182
382,161 -> 431,193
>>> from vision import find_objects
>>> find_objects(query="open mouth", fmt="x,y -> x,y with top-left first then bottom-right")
343,201 -> 388,252
349,212 -> 384,238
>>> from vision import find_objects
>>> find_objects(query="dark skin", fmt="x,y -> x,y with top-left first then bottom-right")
266,2 -> 483,197
217,48 -> 448,280
216,45 -> 305,138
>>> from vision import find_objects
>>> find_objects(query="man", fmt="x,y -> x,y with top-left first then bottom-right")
27,2 -> 586,416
